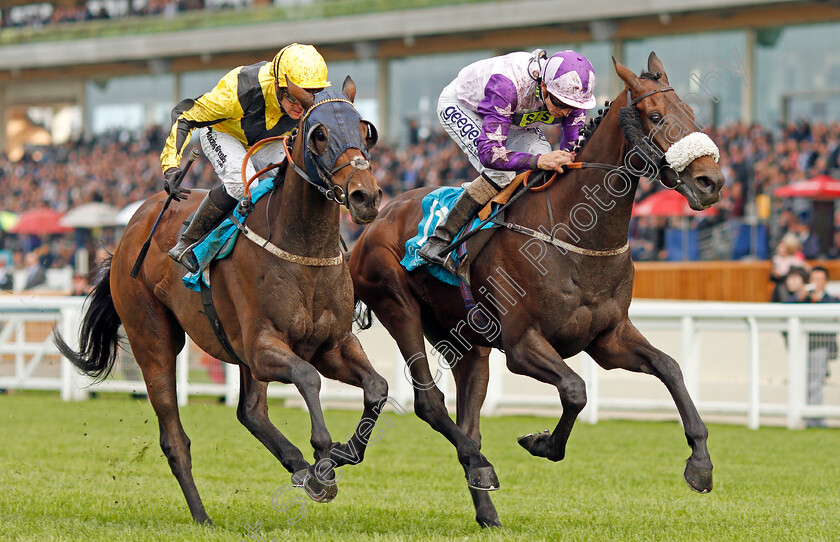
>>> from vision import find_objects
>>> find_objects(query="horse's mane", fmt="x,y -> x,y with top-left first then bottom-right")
574,100 -> 611,153
574,70 -> 663,152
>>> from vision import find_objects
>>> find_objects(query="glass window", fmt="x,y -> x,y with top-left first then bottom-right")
327,59 -> 378,125
755,22 -> 840,124
85,74 -> 175,134
388,50 -> 492,146
180,70 -> 228,100
625,32 -> 748,127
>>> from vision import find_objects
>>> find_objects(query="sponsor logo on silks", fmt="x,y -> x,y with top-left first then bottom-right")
206,129 -> 227,168
441,106 -> 481,145
512,108 -> 560,127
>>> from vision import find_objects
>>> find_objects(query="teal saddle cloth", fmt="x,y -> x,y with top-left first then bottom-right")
182,178 -> 275,291
399,187 -> 494,286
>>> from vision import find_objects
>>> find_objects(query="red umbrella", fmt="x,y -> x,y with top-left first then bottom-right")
632,190 -> 719,217
773,174 -> 840,199
8,207 -> 72,235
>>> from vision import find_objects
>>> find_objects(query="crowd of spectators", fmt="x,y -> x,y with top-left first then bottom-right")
1,0 -> 208,29
0,118 -> 839,293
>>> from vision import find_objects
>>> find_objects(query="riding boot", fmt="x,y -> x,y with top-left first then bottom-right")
168,186 -> 238,273
418,174 -> 499,274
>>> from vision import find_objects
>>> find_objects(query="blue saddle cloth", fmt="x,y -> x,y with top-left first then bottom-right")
182,178 -> 275,291
399,187 -> 494,286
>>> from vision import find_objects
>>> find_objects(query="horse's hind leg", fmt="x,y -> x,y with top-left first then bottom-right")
237,365 -> 311,475
447,342 -> 501,528
505,328 -> 587,462
376,295 -> 497,491
124,313 -> 212,524
587,319 -> 713,493
310,334 -> 390,468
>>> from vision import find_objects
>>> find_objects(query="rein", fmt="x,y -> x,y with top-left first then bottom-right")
445,85 -> 688,259
233,93 -> 372,267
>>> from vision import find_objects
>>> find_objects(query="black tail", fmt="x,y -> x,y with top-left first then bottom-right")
53,256 -> 122,381
353,295 -> 373,330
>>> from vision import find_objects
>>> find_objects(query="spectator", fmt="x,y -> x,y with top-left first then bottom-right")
784,266 -> 839,427
770,233 -> 809,301
0,258 -> 13,291
22,251 -> 47,290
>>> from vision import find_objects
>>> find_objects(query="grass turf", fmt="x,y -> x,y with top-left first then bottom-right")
1,392 -> 838,541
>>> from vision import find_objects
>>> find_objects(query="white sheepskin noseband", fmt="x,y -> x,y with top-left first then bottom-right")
664,132 -> 720,173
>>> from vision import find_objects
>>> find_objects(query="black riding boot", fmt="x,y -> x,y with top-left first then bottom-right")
418,177 -> 496,274
168,186 -> 238,273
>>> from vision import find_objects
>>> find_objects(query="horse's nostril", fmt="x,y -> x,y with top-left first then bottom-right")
695,175 -> 716,192
349,191 -> 368,207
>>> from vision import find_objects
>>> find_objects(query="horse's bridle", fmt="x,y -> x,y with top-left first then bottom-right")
298,96 -> 375,208
241,95 -> 374,209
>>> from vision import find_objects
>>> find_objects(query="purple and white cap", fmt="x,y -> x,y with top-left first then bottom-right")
541,51 -> 596,110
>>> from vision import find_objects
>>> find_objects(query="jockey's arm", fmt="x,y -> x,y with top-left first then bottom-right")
559,108 -> 587,151
160,68 -> 244,174
475,75 -> 540,172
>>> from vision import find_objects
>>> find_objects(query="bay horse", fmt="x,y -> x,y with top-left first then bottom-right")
54,77 -> 388,524
350,53 -> 725,527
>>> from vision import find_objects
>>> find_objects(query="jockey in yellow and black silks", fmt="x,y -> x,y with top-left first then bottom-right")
161,43 -> 330,273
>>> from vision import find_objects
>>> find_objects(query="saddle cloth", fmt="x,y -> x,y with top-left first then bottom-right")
399,186 -> 496,286
181,177 -> 275,292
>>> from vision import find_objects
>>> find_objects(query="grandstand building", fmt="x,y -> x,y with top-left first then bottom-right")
0,0 -> 839,154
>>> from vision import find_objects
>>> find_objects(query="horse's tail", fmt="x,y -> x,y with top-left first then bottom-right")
53,256 -> 122,381
353,295 -> 373,330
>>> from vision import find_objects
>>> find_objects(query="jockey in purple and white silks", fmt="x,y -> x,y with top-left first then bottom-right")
419,50 -> 597,273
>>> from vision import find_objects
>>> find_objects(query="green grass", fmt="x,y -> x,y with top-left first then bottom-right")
1,392 -> 838,541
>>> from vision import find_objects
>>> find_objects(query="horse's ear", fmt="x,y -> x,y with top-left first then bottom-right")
647,52 -> 669,84
342,75 -> 356,103
612,56 -> 642,93
285,75 -> 315,110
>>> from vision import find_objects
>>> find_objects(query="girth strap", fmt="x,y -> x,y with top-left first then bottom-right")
199,278 -> 246,365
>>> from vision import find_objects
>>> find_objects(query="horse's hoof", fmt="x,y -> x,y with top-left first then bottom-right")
467,466 -> 500,491
477,516 -> 503,528
292,468 -> 339,503
684,462 -> 713,494
517,429 -> 556,458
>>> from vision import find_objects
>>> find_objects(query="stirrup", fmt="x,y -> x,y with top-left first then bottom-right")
169,242 -> 200,273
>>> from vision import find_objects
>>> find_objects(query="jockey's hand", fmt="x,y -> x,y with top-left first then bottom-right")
537,150 -> 575,173
163,167 -> 191,202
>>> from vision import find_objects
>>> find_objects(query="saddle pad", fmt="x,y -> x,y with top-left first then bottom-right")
400,187 -> 494,286
182,177 -> 276,292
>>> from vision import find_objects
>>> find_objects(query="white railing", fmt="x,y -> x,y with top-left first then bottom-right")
1,296 -> 838,429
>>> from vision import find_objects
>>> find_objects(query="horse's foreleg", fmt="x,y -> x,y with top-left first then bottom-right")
312,334 -> 389,468
237,364 -> 311,475
250,337 -> 338,503
505,328 -> 587,462
451,347 -> 501,528
586,319 -> 713,493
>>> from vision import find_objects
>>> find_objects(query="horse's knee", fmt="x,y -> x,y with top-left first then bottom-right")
414,388 -> 447,425
560,375 -> 587,413
364,374 -> 389,407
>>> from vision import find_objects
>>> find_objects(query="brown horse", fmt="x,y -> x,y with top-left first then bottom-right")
350,54 -> 725,527
54,77 -> 388,524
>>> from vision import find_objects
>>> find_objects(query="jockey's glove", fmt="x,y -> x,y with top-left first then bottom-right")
163,167 -> 192,202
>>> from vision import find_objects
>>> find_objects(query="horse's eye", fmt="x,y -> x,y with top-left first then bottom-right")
649,113 -> 663,124
314,129 -> 327,141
